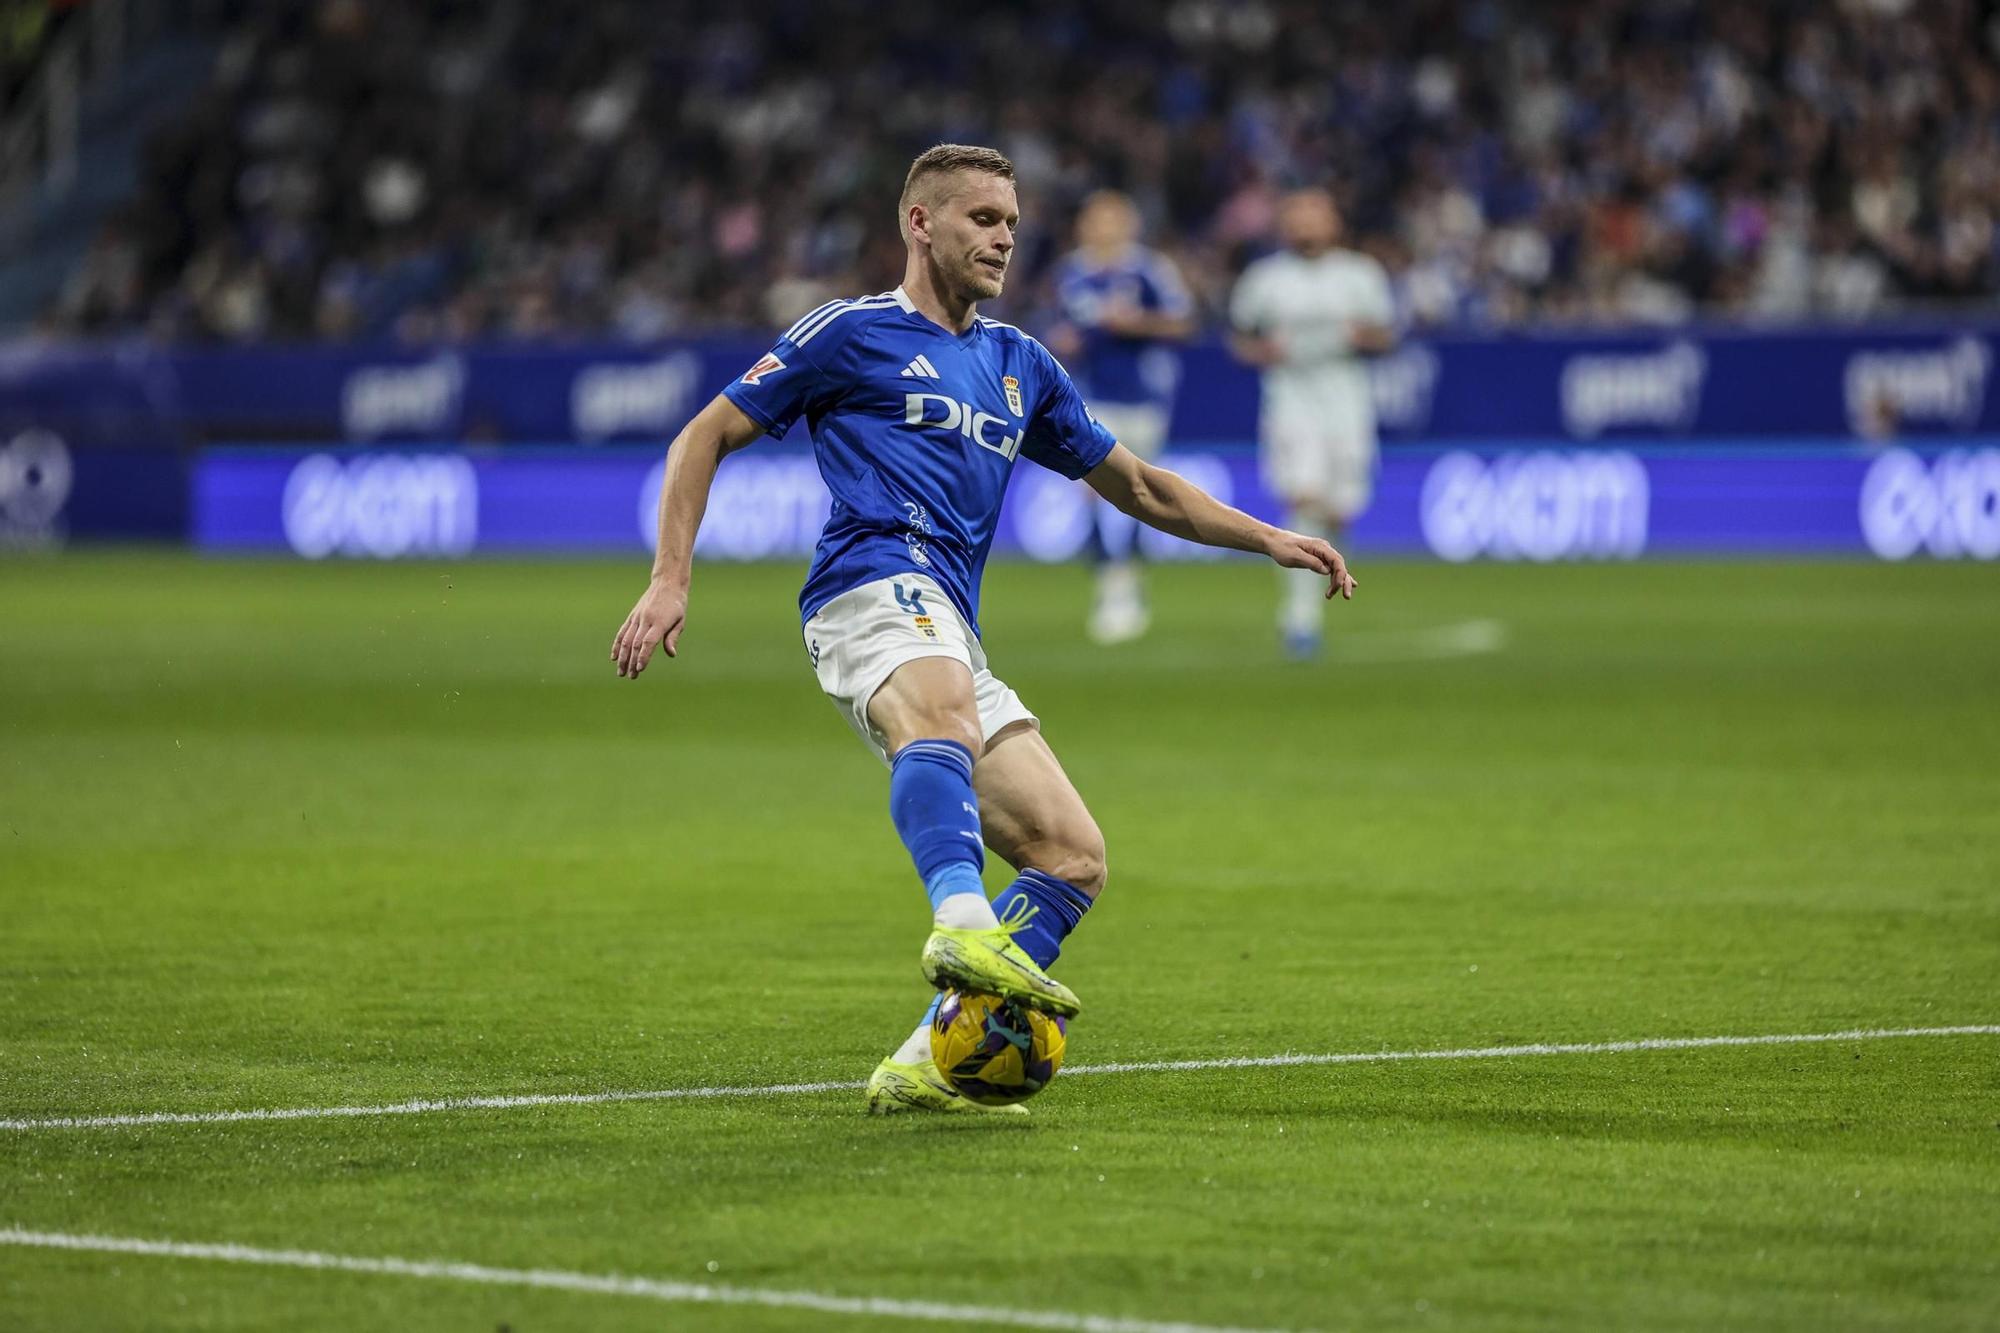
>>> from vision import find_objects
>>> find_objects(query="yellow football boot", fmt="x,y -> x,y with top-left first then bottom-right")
919,901 -> 1081,1018
864,1056 -> 1028,1116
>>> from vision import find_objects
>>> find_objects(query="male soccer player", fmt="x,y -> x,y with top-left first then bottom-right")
1048,190 -> 1196,644
1229,189 -> 1396,659
611,145 -> 1356,1116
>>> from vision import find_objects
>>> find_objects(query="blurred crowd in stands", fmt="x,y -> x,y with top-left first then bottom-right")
3,0 -> 80,113
46,0 -> 2000,341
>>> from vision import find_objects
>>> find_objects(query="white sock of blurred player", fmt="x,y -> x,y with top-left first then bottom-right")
1090,502 -> 1148,644
1281,508 -> 1337,652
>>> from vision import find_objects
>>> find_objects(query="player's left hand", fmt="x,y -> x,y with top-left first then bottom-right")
1268,531 -> 1358,600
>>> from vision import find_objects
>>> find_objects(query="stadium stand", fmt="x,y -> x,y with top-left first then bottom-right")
27,0 -> 2000,340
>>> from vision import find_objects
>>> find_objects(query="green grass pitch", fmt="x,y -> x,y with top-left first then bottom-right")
2,551 -> 1997,1331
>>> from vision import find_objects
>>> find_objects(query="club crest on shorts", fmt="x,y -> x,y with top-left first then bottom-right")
740,353 -> 785,385
894,582 -> 938,639
1001,375 -> 1023,416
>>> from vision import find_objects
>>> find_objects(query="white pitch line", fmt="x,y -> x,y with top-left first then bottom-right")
3,1024 -> 1993,1134
0,1079 -> 871,1132
1323,617 -> 1506,663
0,1228 -> 1281,1333
1059,1024 -> 2000,1076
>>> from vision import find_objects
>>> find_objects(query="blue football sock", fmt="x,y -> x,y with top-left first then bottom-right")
991,868 -> 1095,969
888,739 -> 984,912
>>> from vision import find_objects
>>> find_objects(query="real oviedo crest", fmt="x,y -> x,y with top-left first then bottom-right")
1001,375 -> 1023,416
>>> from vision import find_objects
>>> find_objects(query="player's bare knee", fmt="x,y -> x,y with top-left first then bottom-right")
935,712 -> 985,760
890,710 -> 982,761
1029,830 -> 1106,898
1066,846 -> 1107,898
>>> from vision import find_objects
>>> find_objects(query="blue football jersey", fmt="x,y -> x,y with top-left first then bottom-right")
1052,245 -> 1192,408
723,287 -> 1116,635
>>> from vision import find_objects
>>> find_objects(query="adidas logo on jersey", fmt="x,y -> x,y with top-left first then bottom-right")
899,355 -> 941,379
903,393 -> 1022,461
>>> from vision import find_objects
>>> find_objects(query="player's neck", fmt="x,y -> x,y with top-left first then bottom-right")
901,264 -> 979,335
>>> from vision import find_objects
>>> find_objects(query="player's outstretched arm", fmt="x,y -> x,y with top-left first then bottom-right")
612,395 -> 764,678
1085,444 -> 1357,600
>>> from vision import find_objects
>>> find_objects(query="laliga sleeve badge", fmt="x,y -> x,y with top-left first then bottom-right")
741,353 -> 786,385
1001,375 -> 1023,416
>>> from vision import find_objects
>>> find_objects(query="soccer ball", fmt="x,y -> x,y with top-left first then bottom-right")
930,989 -> 1067,1106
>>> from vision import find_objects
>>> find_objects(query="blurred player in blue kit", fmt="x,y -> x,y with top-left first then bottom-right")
1048,191 -> 1196,644
612,145 -> 1356,1115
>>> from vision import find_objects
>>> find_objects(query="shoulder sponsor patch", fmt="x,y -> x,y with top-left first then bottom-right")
740,354 -> 786,385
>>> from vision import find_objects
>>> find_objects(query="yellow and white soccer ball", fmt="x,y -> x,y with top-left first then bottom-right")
930,988 -> 1067,1106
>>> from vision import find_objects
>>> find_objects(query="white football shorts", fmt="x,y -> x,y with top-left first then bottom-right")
803,572 -> 1037,765
1260,412 -> 1378,518
1087,401 -> 1169,462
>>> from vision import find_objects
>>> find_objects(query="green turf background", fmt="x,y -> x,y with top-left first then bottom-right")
3,553 -> 1997,1331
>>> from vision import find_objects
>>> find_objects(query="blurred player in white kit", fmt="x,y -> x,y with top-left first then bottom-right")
1229,189 -> 1397,658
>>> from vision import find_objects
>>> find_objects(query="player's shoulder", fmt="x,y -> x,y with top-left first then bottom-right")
975,315 -> 1057,363
975,315 -> 1076,384
778,288 -> 912,353
974,313 -> 1042,351
1318,248 -> 1386,285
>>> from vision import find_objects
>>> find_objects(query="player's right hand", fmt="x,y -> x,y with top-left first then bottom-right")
612,581 -> 688,678
1268,531 -> 1358,601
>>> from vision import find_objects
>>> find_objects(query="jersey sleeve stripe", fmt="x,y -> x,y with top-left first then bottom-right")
786,290 -> 902,345
784,299 -> 851,344
981,317 -> 1077,376
792,296 -> 901,346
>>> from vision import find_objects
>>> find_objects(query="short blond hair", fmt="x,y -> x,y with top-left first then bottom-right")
899,144 -> 1015,241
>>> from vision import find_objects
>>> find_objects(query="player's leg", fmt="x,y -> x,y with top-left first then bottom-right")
1262,419 -> 1330,655
873,719 -> 1100,1115
869,658 -> 1081,1019
1091,506 -> 1146,643
976,720 -> 1104,966
900,716 -> 1107,1004
868,655 -> 996,931
1280,492 -> 1346,657
928,660 -> 1102,989
807,575 -> 995,930
870,658 -> 1097,1114
1269,424 -> 1372,658
813,579 -> 1073,1115
1085,402 -> 1166,645
864,654 -> 1031,1116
